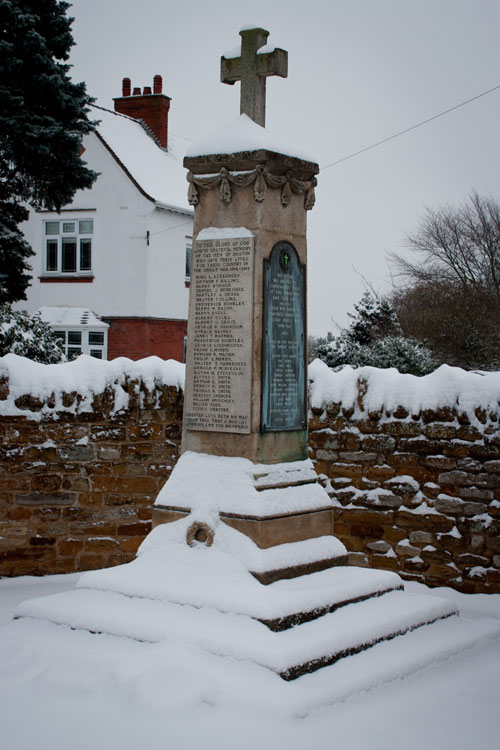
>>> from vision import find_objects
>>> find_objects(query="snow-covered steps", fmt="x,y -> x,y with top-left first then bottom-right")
15,586 -> 456,680
11,519 -> 459,681
69,538 -> 404,627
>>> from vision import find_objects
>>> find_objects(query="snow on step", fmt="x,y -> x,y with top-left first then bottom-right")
72,544 -> 404,623
15,587 -> 456,679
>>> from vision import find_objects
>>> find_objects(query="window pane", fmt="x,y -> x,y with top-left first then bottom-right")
80,239 -> 92,271
45,221 -> 59,235
67,331 -> 81,345
79,219 -> 93,234
89,331 -> 104,345
67,347 -> 81,360
61,238 -> 77,272
62,222 -> 75,233
90,350 -> 103,359
53,331 -> 66,341
46,240 -> 58,271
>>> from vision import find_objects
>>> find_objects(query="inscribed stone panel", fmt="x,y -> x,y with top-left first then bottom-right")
184,235 -> 254,433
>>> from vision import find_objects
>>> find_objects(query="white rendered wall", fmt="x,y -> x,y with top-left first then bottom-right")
146,207 -> 191,320
18,133 -> 192,322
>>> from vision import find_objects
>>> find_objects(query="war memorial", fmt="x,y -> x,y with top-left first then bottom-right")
13,27 -> 462,681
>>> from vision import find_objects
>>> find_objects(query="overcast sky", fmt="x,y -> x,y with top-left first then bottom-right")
67,0 -> 500,335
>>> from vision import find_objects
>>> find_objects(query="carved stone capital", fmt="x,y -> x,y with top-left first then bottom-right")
186,164 -> 317,210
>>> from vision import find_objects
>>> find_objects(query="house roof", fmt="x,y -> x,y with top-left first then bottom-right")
91,105 -> 193,214
38,307 -> 109,329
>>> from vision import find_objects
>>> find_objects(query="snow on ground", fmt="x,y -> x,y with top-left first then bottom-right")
0,572 -> 499,750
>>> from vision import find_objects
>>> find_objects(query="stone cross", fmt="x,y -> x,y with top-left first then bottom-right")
220,27 -> 288,127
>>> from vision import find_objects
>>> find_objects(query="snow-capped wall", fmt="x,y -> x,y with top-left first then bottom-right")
0,355 -> 184,576
308,360 -> 500,594
1,355 -> 499,591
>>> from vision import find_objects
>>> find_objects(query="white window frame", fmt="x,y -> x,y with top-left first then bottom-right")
185,236 -> 192,282
52,327 -> 108,360
43,218 -> 94,276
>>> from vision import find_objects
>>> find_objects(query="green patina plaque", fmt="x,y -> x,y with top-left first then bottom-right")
261,241 -> 306,432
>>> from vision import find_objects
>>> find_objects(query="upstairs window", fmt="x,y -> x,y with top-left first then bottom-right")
44,219 -> 93,275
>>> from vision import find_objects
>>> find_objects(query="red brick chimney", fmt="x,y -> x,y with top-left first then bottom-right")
113,75 -> 171,149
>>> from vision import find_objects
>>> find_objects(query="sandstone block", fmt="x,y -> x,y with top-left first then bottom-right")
98,446 -> 121,460
437,471 -> 473,487
365,464 -> 396,481
423,424 -> 457,440
350,523 -> 384,539
409,530 -> 433,546
347,552 -> 369,567
58,538 -> 84,555
403,556 -> 429,572
423,456 -> 456,471
469,443 -> 499,459
396,541 -> 421,557
17,491 -> 76,506
458,487 -> 493,501
366,540 -> 391,553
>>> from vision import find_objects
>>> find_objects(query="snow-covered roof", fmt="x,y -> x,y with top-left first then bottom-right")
38,307 -> 109,329
92,106 -> 192,213
185,114 -> 317,163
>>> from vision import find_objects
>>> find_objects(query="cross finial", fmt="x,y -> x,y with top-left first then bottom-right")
221,27 -> 288,127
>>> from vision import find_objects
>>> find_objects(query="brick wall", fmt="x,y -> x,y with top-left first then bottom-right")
106,317 -> 187,361
0,375 -> 183,576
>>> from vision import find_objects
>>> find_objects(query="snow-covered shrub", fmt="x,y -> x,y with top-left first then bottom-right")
0,306 -> 65,363
318,334 -> 436,375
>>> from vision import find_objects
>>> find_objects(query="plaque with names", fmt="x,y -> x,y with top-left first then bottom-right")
261,241 -> 306,431
184,234 -> 254,433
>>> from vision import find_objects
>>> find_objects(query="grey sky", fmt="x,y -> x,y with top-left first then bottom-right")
68,0 -> 500,334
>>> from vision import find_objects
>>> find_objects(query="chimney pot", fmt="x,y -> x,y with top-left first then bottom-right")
122,77 -> 131,97
153,75 -> 162,94
114,74 -> 171,148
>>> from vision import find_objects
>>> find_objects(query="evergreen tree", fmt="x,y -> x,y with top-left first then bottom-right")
0,305 -> 65,362
0,0 -> 97,303
317,291 -> 438,376
346,290 -> 402,345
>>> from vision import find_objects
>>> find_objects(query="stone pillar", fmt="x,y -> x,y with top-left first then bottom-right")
182,147 -> 319,464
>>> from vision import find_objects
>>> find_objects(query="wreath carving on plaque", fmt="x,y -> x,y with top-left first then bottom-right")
186,521 -> 215,548
186,164 -> 316,210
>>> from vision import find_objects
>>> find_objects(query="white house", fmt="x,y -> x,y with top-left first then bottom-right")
19,75 -> 193,361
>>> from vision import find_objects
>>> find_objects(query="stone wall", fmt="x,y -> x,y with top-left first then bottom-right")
309,362 -> 500,594
1,356 -> 500,593
0,358 -> 183,576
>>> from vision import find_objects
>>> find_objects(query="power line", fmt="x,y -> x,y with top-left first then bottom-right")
320,84 -> 500,172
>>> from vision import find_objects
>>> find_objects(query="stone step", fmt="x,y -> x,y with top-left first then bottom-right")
253,467 -> 318,491
15,580 -> 456,680
250,552 -> 348,585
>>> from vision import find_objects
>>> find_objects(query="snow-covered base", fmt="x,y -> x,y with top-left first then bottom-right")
11,514 -> 458,680
155,451 -> 330,520
1,573 -> 500,749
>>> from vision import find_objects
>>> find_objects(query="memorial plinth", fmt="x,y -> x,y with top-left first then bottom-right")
182,131 -> 319,464
152,115 -> 332,554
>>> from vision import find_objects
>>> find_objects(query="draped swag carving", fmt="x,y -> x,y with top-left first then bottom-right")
186,164 -> 317,210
